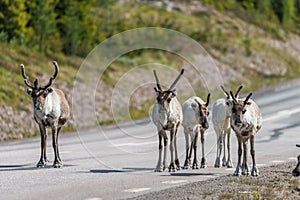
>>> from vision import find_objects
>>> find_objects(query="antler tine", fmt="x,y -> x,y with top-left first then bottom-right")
20,64 -> 34,88
153,70 -> 162,91
205,93 -> 211,107
168,68 -> 184,91
244,92 -> 252,105
230,91 -> 237,103
220,85 -> 229,98
40,61 -> 59,90
235,85 -> 243,98
194,98 -> 202,108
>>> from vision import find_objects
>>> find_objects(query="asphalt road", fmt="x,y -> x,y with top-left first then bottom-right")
1,81 -> 300,200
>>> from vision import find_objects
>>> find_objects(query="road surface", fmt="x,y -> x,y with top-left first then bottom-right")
1,82 -> 300,200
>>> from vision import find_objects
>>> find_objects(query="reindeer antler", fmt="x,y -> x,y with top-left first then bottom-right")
235,85 -> 243,98
205,93 -> 211,107
244,92 -> 252,105
153,69 -> 162,91
230,91 -> 237,103
168,68 -> 184,91
220,85 -> 229,98
20,64 -> 34,88
40,61 -> 59,90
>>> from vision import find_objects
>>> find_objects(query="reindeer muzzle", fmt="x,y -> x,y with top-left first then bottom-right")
35,102 -> 43,111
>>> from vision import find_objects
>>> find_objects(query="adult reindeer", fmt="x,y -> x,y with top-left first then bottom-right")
20,61 -> 70,168
152,69 -> 184,172
182,93 -> 210,169
212,85 -> 243,168
230,91 -> 262,176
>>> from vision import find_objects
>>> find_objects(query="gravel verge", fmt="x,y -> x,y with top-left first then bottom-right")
129,162 -> 300,200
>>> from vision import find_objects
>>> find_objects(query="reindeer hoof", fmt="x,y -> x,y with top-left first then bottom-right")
154,168 -> 163,172
192,163 -> 199,169
233,166 -> 242,176
233,172 -> 242,176
227,161 -> 234,168
169,168 -> 177,172
214,163 -> 221,168
200,158 -> 206,168
251,167 -> 259,176
53,162 -> 63,168
36,161 -> 47,168
182,165 -> 189,170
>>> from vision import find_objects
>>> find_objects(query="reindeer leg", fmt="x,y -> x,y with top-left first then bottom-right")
56,127 -> 63,164
250,135 -> 259,176
292,155 -> 300,177
200,129 -> 206,168
234,138 -> 242,176
163,132 -> 168,171
37,124 -> 47,168
242,140 -> 249,176
226,128 -> 233,168
52,125 -> 62,168
214,128 -> 222,168
174,124 -> 180,170
169,128 -> 176,172
222,130 -> 226,167
192,130 -> 199,169
183,128 -> 190,169
155,133 -> 163,172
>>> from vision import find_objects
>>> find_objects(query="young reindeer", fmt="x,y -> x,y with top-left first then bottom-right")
20,61 -> 70,168
229,91 -> 262,176
152,69 -> 184,172
212,85 -> 243,168
182,93 -> 210,169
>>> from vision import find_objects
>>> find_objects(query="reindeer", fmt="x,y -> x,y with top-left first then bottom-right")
182,94 -> 210,169
212,85 -> 243,168
20,61 -> 70,168
151,69 -> 184,172
229,91 -> 262,176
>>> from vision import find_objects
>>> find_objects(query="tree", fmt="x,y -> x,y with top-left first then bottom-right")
26,0 -> 59,52
0,0 -> 29,45
282,0 -> 295,29
55,0 -> 97,56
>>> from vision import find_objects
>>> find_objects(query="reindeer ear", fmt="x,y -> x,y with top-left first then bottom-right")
171,90 -> 177,98
42,87 -> 54,97
26,88 -> 32,95
46,87 -> 53,93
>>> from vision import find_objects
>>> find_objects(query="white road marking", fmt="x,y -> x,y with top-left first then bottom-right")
288,157 -> 297,160
256,163 -> 267,167
113,141 -> 157,147
162,180 -> 188,184
263,107 -> 300,122
270,160 -> 285,163
225,168 -> 235,171
124,188 -> 151,193
85,198 -> 102,200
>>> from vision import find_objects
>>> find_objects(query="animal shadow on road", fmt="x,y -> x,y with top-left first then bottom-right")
164,172 -> 215,177
90,168 -> 154,174
0,164 -> 74,171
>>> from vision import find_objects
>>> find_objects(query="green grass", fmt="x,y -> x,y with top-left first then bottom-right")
1,1 -> 300,140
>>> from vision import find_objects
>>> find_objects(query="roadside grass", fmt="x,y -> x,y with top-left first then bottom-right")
2,1 -> 300,140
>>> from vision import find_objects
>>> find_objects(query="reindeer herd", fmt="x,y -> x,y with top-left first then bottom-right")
20,63 -> 300,177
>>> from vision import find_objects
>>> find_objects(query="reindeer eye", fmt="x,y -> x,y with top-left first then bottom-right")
207,112 -> 210,116
167,98 -> 171,103
242,110 -> 246,114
